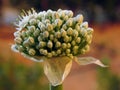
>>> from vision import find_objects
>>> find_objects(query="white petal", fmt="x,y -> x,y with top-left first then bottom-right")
21,53 -> 44,62
11,45 -> 19,52
15,28 -> 20,30
75,57 -> 107,67
44,56 -> 72,86
15,9 -> 37,31
11,45 -> 43,62
22,9 -> 27,16
18,15 -> 23,20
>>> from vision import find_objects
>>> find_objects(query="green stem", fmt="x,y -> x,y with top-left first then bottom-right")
50,84 -> 63,90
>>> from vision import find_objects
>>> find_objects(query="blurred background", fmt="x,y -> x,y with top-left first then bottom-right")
0,0 -> 120,90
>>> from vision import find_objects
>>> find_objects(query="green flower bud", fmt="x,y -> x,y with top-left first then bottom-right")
64,36 -> 69,42
28,26 -> 36,32
68,11 -> 73,18
47,23 -> 53,31
14,37 -> 22,44
39,49 -> 44,54
73,46 -> 79,55
28,37 -> 35,45
38,36 -> 42,41
81,22 -> 88,28
62,24 -> 67,30
61,52 -> 66,56
55,31 -> 61,38
28,48 -> 36,56
21,31 -> 26,38
67,28 -> 73,35
44,19 -> 51,24
49,34 -> 54,40
80,49 -> 86,54
18,45 -> 24,52
47,53 -> 52,58
67,43 -> 71,48
51,30 -> 55,34
64,15 -> 68,21
87,28 -> 94,34
73,46 -> 79,50
39,41 -> 46,48
59,11 -> 65,18
86,35 -> 90,41
54,12 -> 59,19
55,19 -> 62,27
61,29 -> 67,37
53,38 -> 58,42
66,49 -> 71,54
38,22 -> 42,28
56,49 -> 61,55
29,19 -> 36,25
67,54 -> 73,59
75,14 -> 83,24
45,13 -> 49,19
57,9 -> 62,12
40,24 -> 46,32
66,18 -> 73,26
47,40 -> 53,48
84,45 -> 90,52
43,31 -> 49,38
33,28 -> 40,37
41,11 -> 46,18
51,51 -> 56,56
75,24 -> 80,30
26,30 -> 32,36
38,12 -> 44,19
43,50 -> 48,55
73,30 -> 78,37
47,9 -> 52,17
55,41 -> 61,48
77,29 -> 82,34
41,17 -> 46,22
86,35 -> 92,44
36,20 -> 40,23
62,43 -> 67,49
26,47 -> 30,51
52,23 -> 56,28
81,29 -> 87,37
73,50 -> 78,55
23,40 -> 29,47
24,37 -> 28,41
69,36 -> 72,42
76,37 -> 81,43
71,40 -> 76,46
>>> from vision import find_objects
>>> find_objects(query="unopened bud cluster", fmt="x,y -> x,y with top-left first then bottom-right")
14,8 -> 93,58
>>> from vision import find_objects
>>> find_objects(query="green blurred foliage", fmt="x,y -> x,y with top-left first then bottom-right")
97,58 -> 120,90
0,56 -> 48,90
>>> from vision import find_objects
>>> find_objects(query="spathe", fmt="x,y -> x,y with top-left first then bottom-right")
11,45 -> 106,86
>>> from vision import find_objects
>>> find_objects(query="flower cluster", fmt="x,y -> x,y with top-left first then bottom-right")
13,8 -> 93,58
12,9 -> 106,87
